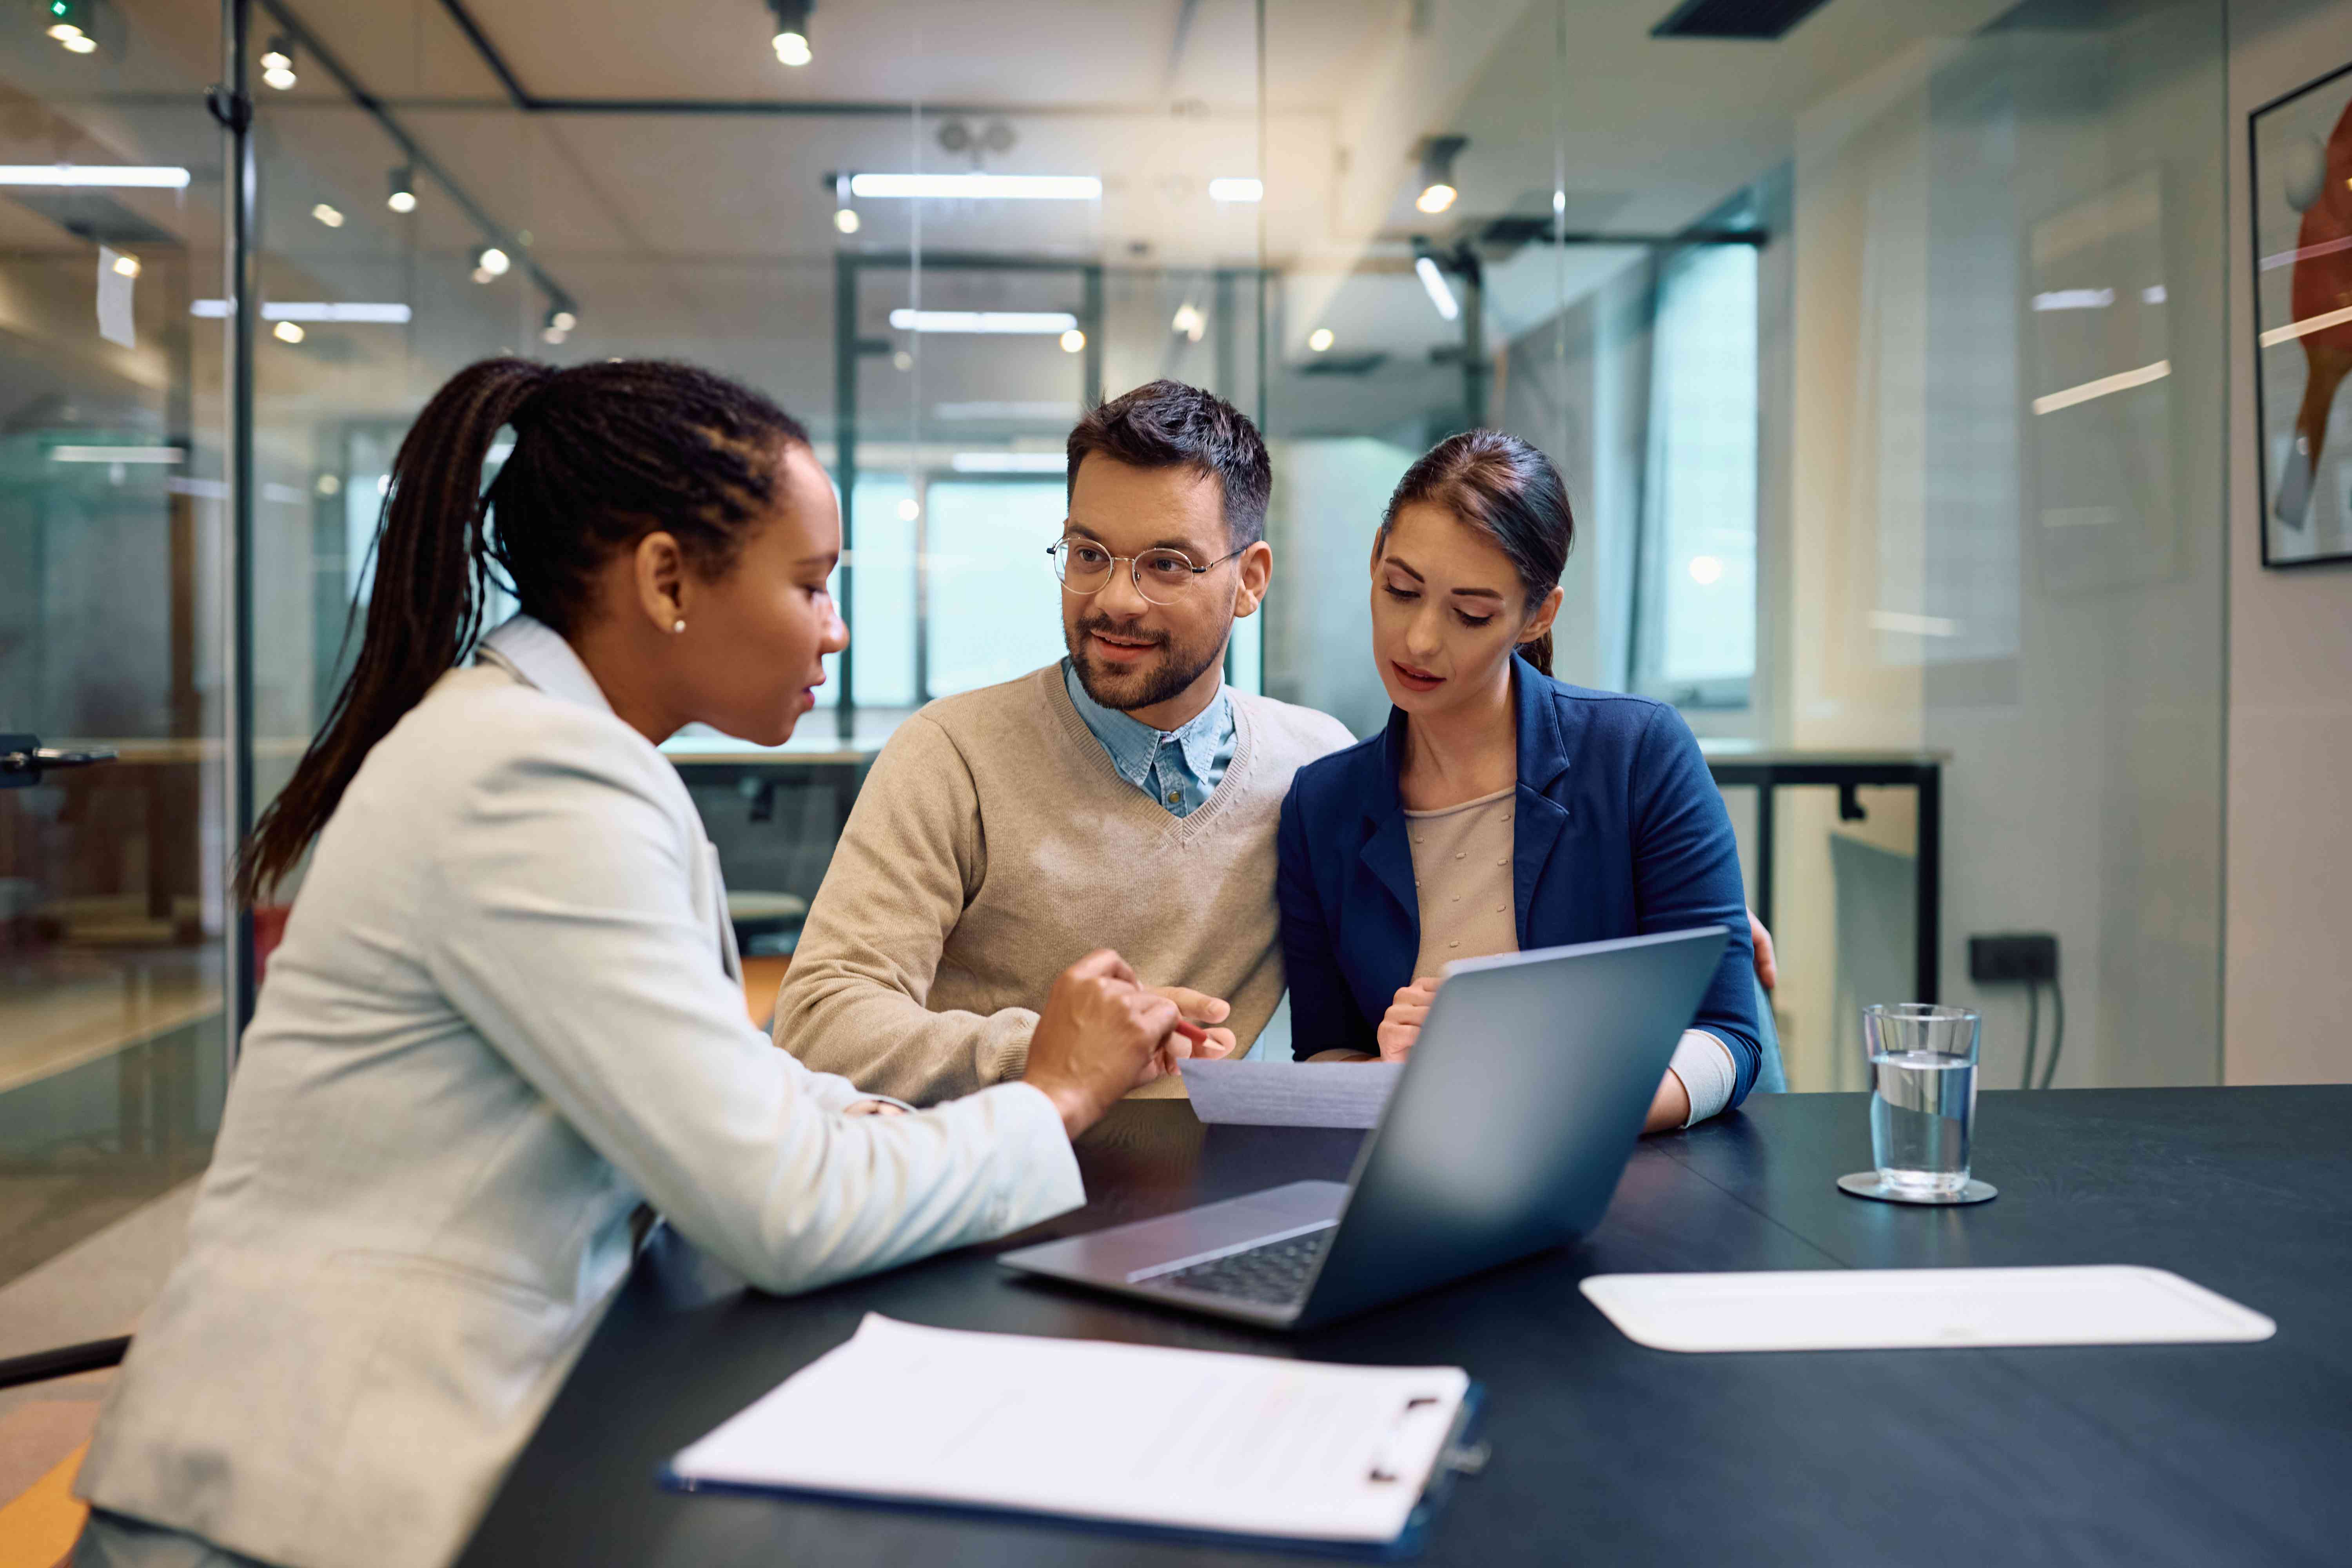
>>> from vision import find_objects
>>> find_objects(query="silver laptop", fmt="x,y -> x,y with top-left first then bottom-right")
998,926 -> 1730,1330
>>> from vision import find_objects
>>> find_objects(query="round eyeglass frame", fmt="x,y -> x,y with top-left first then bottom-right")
1045,535 -> 1247,606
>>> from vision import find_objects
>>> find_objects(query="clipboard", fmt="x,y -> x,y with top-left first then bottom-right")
661,1315 -> 1488,1559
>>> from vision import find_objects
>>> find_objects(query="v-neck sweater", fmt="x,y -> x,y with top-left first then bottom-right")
774,662 -> 1355,1103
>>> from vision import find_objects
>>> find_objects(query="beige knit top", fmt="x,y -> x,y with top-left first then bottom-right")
1405,786 -> 1521,979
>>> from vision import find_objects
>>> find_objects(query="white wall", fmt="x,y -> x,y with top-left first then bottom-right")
2226,0 -> 2352,1084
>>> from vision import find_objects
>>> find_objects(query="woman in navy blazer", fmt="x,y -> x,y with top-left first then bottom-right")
1277,431 -> 1763,1131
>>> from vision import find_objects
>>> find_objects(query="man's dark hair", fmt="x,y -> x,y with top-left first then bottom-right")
1064,380 -> 1271,547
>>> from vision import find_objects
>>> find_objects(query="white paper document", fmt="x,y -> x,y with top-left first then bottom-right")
669,1314 -> 1470,1545
1181,1058 -> 1402,1128
1579,1265 -> 2277,1353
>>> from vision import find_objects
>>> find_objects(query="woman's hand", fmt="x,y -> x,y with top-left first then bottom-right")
1748,909 -> 1778,991
1376,975 -> 1445,1062
1022,950 -> 1183,1139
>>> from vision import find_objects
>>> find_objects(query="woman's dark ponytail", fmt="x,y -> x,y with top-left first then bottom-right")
1378,430 -> 1575,678
235,357 -> 806,904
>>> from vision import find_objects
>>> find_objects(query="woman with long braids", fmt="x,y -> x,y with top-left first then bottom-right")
71,359 -> 1186,1568
1276,430 -> 1772,1130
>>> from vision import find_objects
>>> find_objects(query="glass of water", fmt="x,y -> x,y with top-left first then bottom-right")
1862,1004 -> 1981,1197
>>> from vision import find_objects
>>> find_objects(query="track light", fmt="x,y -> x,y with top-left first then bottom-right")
475,246 -> 510,282
1414,134 -> 1465,216
260,34 -> 296,91
272,319 -> 305,343
46,0 -> 100,51
769,0 -> 812,66
312,203 -> 344,228
540,304 -> 577,345
387,166 -> 416,214
1059,328 -> 1087,354
1413,250 -> 1459,323
61,31 -> 96,53
1171,302 -> 1206,342
1308,327 -> 1334,352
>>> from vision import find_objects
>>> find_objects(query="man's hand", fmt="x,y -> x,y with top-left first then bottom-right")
1749,909 -> 1777,992
1376,975 -> 1444,1062
1146,985 -> 1238,1078
1022,950 -> 1182,1139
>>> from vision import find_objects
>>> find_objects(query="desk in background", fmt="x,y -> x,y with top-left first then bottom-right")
463,1086 -> 2352,1567
1703,744 -> 1947,1001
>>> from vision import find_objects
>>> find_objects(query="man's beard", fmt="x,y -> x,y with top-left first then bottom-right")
1066,612 -> 1228,713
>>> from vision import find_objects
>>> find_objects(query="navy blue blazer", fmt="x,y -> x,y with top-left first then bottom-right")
1276,656 -> 1763,1106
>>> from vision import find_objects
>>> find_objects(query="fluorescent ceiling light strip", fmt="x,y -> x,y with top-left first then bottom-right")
849,173 -> 1100,201
935,400 -> 1081,421
189,300 -> 412,323
0,165 -> 191,188
1867,609 -> 1961,637
1207,177 -> 1263,203
951,452 -> 1067,474
1415,256 -> 1460,322
2259,305 -> 2352,349
2031,289 -> 2113,311
51,446 -> 183,464
2260,235 -> 2352,272
888,310 -> 1077,334
2030,359 -> 2171,416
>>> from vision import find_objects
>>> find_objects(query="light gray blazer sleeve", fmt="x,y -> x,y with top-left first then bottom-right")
420,704 -> 1083,1295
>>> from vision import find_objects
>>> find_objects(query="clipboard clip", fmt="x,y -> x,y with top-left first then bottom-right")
1368,1392 -> 1488,1484
1438,1440 -> 1491,1476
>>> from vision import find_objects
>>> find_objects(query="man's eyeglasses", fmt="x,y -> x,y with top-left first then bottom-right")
1047,535 -> 1245,606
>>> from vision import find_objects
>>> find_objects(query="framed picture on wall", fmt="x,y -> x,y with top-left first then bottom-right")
2252,60 -> 2352,569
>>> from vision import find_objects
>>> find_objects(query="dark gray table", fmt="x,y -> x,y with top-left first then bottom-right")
460,1088 -> 2352,1567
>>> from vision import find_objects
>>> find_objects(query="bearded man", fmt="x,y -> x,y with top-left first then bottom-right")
773,381 -> 1353,1102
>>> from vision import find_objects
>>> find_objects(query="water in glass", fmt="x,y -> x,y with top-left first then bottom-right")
1869,1049 -> 1976,1194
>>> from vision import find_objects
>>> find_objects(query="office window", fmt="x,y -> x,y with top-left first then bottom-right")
845,476 -> 917,709
926,481 -> 1069,699
1633,242 -> 1759,708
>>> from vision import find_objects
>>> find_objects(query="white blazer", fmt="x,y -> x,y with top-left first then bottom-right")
78,617 -> 1083,1568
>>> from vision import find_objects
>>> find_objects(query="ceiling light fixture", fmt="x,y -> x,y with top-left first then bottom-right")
1414,134 -> 1466,216
111,252 -> 140,278
889,309 -> 1078,335
61,31 -> 96,53
1207,177 -> 1263,203
0,165 -> 191,189
848,173 -> 1101,201
951,452 -> 1066,474
768,0 -> 812,66
192,300 -> 412,323
260,34 -> 297,91
312,202 -> 344,228
387,166 -> 416,213
835,207 -> 860,234
1414,254 -> 1460,322
475,245 -> 511,281
1059,328 -> 1087,354
272,319 -> 305,343
1171,302 -> 1206,341
1308,327 -> 1334,352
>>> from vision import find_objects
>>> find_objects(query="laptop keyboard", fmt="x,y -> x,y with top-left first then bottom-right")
1150,1228 -> 1334,1307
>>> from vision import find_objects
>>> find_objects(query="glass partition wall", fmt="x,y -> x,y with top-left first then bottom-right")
0,0 -> 2237,1319
0,2 -> 230,1302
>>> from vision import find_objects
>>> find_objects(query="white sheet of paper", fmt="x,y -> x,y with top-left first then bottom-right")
670,1314 -> 1469,1544
1181,1057 -> 1401,1127
1579,1265 -> 2276,1353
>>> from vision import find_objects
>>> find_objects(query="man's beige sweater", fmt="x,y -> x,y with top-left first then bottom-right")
773,663 -> 1353,1103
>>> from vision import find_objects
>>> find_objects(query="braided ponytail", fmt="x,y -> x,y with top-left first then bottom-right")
235,357 -> 807,903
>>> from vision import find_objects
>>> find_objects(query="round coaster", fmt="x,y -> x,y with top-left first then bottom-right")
1837,1172 -> 1998,1206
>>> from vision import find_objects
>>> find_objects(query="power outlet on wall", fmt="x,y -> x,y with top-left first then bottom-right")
1969,932 -> 2058,984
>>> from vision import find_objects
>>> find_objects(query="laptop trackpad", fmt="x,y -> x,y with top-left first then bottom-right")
1018,1180 -> 1349,1283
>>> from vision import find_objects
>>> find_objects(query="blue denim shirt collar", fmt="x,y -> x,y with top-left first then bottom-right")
1062,658 -> 1231,791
